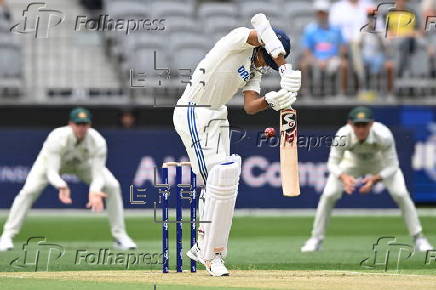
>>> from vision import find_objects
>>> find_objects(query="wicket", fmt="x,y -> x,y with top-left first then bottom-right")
160,162 -> 197,273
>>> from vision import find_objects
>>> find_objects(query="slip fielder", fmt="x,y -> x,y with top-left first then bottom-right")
0,107 -> 136,251
173,14 -> 301,276
301,106 -> 433,252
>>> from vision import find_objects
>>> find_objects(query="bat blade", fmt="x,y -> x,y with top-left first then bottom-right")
280,108 -> 300,197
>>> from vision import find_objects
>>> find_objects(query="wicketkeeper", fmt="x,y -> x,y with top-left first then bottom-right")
0,107 -> 136,251
301,106 -> 433,252
173,14 -> 301,276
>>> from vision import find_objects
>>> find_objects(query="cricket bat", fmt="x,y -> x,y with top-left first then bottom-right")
280,108 -> 300,197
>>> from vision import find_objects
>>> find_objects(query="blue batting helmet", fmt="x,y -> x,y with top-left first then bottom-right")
260,28 -> 291,71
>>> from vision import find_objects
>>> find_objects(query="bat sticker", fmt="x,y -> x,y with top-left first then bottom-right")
281,111 -> 297,144
281,111 -> 296,132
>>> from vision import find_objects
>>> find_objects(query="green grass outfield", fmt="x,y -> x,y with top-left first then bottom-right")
0,214 -> 436,289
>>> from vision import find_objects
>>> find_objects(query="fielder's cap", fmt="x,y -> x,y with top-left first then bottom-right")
313,0 -> 330,11
70,107 -> 92,123
348,106 -> 374,123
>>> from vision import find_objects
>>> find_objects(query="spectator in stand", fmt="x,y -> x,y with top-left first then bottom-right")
386,0 -> 422,77
329,0 -> 375,44
421,0 -> 436,79
0,0 -> 11,21
80,0 -> 102,11
329,0 -> 375,95
300,0 -> 348,96
119,110 -> 137,129
357,9 -> 395,97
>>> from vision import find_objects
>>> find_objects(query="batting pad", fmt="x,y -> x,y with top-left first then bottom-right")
200,156 -> 241,261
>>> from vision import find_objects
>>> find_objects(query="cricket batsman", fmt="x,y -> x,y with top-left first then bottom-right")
301,106 -> 433,252
0,107 -> 136,251
173,14 -> 301,276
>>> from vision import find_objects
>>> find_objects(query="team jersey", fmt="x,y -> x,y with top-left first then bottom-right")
33,126 -> 107,191
179,27 -> 262,109
302,23 -> 343,60
328,122 -> 399,179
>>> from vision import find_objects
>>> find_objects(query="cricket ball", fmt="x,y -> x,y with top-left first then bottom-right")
264,127 -> 276,138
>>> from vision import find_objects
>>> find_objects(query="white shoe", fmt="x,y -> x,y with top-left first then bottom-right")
415,237 -> 433,252
0,235 -> 14,252
300,237 -> 322,253
203,254 -> 229,277
186,242 -> 200,262
113,235 -> 137,250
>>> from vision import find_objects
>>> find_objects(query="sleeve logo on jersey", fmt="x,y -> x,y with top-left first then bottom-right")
237,65 -> 250,81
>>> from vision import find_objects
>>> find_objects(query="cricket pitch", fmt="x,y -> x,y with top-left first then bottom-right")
2,270 -> 436,290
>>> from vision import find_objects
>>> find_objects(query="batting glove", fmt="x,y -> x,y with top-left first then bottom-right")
278,91 -> 297,110
265,89 -> 297,111
279,64 -> 301,93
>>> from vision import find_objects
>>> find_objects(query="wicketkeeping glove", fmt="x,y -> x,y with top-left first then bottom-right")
279,64 -> 301,93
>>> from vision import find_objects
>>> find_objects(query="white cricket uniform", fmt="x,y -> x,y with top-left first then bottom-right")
2,126 -> 129,240
311,122 -> 423,240
173,27 -> 261,182
173,27 -> 262,261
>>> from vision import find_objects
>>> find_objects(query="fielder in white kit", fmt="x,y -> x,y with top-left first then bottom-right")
301,106 -> 433,253
0,107 -> 136,251
173,14 -> 302,276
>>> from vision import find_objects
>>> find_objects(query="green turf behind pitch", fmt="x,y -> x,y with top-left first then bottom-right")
0,216 -> 435,274
0,277 -> 265,290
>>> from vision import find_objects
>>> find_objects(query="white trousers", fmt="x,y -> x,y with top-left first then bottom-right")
311,161 -> 423,240
173,103 -> 234,257
173,103 -> 230,183
2,164 -> 128,240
